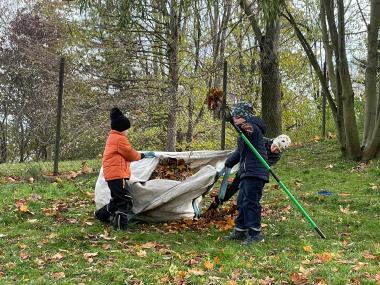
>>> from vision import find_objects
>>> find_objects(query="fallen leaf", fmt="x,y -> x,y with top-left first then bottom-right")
136,250 -> 147,257
83,252 -> 98,258
51,253 -> 64,261
19,251 -> 30,260
214,256 -> 221,264
204,260 -> 214,270
315,277 -> 327,285
290,272 -> 308,285
362,251 -> 376,260
352,262 -> 368,271
141,242 -> 156,249
52,272 -> 65,279
187,268 -> 204,276
303,245 -> 312,253
339,205 -> 351,214
315,252 -> 334,263
258,276 -> 275,285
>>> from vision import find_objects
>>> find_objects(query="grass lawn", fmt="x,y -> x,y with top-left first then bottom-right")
0,140 -> 379,284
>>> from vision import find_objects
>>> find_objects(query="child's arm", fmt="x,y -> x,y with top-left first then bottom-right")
118,137 -> 141,162
225,149 -> 240,168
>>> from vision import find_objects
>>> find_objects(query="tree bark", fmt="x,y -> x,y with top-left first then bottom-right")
260,19 -> 282,137
336,0 -> 361,159
363,0 -> 380,147
240,0 -> 282,137
362,0 -> 380,160
165,0 -> 180,151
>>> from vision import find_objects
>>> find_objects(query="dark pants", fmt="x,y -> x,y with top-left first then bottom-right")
235,177 -> 265,232
95,178 -> 133,230
108,179 -> 133,213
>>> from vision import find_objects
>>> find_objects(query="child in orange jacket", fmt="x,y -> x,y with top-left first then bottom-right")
95,107 -> 155,230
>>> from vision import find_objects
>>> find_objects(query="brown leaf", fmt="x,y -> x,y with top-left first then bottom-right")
51,253 -> 64,261
83,252 -> 98,258
315,252 -> 334,263
52,272 -> 65,279
290,272 -> 308,285
187,268 -> 205,276
258,276 -> 275,285
141,242 -> 156,249
362,251 -> 376,260
352,262 -> 367,271
19,251 -> 30,260
136,250 -> 147,257
315,278 -> 327,285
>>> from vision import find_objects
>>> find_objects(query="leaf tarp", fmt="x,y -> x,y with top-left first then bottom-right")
95,150 -> 234,222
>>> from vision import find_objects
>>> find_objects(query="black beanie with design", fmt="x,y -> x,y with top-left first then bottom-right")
110,107 -> 131,132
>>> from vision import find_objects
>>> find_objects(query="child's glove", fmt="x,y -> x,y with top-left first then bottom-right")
143,151 -> 156,158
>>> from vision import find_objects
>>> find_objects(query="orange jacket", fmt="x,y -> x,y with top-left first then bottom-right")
102,130 -> 141,181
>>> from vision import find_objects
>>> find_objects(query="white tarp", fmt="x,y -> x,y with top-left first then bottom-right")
95,150 -> 234,222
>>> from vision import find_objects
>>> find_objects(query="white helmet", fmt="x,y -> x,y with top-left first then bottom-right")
273,134 -> 291,152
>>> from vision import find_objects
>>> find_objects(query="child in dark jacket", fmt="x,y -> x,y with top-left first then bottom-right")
224,102 -> 268,245
94,107 -> 155,230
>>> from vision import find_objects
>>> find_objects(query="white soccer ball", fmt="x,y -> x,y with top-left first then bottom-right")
273,134 -> 291,151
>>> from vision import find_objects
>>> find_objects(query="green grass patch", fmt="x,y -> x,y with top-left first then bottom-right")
1,140 -> 380,284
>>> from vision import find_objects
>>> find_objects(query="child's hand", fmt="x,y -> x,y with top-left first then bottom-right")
143,151 -> 156,158
270,144 -> 280,154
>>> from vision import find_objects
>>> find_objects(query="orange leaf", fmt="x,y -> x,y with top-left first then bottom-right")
303,245 -> 312,253
214,256 -> 221,264
204,260 -> 214,270
316,252 -> 334,263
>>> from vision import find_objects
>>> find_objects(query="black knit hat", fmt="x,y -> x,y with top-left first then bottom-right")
110,107 -> 131,132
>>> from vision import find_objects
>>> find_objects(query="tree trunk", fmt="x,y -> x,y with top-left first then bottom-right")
362,0 -> 380,160
240,0 -> 282,137
363,0 -> 380,148
336,0 -> 361,159
165,0 -> 180,151
19,119 -> 25,163
260,19 -> 282,137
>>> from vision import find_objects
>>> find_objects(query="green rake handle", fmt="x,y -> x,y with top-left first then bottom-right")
230,121 -> 326,239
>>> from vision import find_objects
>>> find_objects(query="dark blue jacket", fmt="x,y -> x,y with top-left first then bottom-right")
225,116 -> 269,182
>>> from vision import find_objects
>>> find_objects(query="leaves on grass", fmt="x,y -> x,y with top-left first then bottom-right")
204,260 -> 214,270
314,252 -> 334,263
351,162 -> 368,172
303,245 -> 313,253
290,272 -> 308,285
52,272 -> 65,279
83,252 -> 98,263
19,250 -> 30,260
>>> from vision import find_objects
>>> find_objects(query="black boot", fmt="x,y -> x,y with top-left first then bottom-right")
113,211 -> 130,231
94,204 -> 114,223
242,229 -> 264,246
223,229 -> 248,241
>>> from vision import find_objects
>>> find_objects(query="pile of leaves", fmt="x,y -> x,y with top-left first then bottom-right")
150,158 -> 193,181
